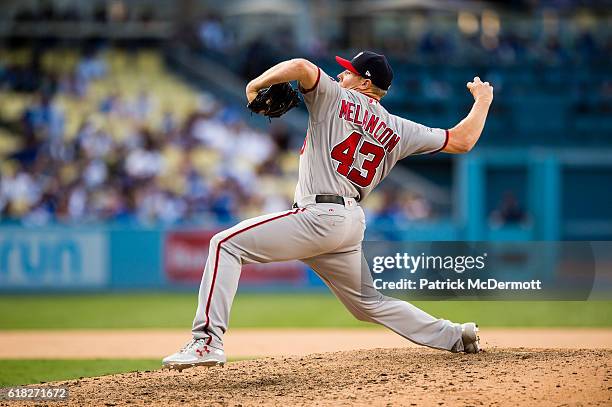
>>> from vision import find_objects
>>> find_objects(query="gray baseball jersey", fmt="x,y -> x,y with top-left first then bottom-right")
189,66 -> 463,356
295,68 -> 448,203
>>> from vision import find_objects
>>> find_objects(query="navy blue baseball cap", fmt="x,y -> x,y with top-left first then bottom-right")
335,51 -> 394,91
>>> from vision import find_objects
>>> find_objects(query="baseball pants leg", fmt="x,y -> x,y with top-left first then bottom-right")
191,205 -> 355,349
304,250 -> 463,351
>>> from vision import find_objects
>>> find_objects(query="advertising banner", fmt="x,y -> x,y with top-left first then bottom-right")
164,230 -> 307,285
0,229 -> 108,289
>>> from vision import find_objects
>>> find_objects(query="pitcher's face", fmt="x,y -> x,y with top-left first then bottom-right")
337,70 -> 365,90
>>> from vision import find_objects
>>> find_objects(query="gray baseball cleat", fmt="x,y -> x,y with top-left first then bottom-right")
460,322 -> 481,354
162,338 -> 226,371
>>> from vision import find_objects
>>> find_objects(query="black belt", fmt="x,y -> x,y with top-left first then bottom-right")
315,195 -> 345,205
293,195 -> 345,208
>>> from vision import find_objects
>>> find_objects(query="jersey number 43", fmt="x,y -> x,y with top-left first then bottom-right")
330,132 -> 384,188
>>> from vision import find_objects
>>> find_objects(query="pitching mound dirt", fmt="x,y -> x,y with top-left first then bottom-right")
17,348 -> 612,406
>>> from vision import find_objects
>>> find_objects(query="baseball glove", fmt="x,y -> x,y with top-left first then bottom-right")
247,82 -> 300,118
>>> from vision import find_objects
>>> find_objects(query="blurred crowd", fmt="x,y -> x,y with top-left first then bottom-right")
366,13 -> 611,67
190,8 -> 612,137
0,49 -> 291,225
0,48 -> 438,226
6,1 -> 611,69
10,0 -> 157,25
189,10 -> 612,79
371,189 -> 436,225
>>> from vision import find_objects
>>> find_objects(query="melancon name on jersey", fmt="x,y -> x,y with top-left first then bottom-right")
338,99 -> 400,154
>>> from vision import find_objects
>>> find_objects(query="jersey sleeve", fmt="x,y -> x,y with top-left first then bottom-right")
299,67 -> 342,123
397,118 -> 449,158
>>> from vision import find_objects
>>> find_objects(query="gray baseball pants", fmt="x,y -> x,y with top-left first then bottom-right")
192,195 -> 463,351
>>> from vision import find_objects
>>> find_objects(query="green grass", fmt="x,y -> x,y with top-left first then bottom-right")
0,359 -> 161,387
0,293 -> 610,329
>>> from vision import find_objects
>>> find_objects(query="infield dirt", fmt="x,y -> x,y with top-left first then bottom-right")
8,347 -> 612,406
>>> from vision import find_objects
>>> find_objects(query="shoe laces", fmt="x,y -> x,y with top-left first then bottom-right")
180,338 -> 206,353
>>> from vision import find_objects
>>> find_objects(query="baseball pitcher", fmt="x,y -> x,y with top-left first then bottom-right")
163,51 -> 494,370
